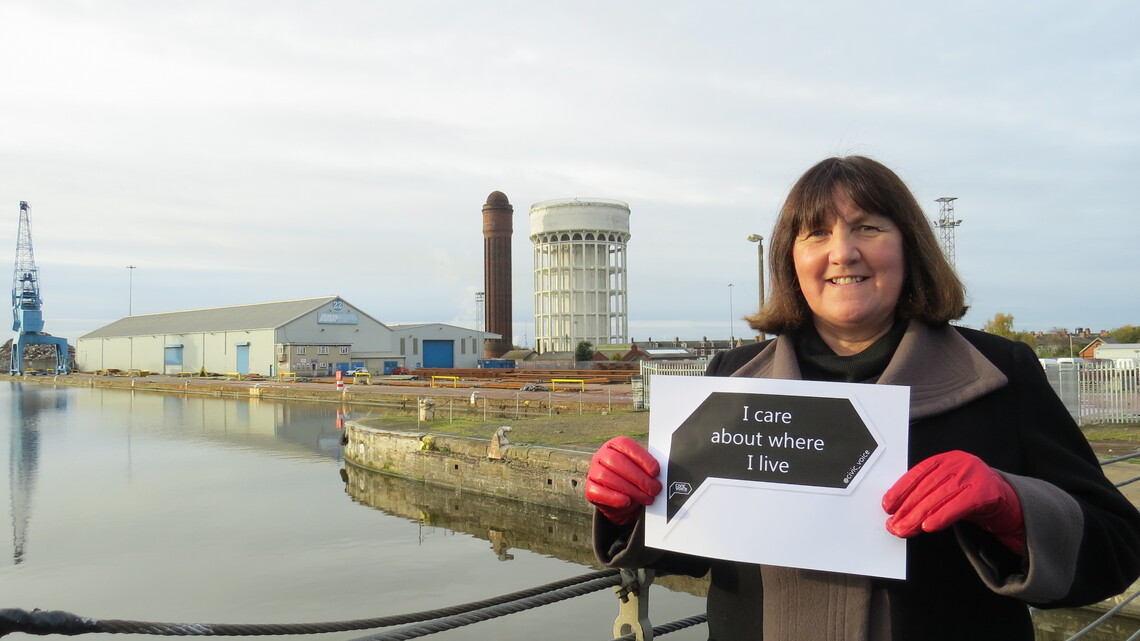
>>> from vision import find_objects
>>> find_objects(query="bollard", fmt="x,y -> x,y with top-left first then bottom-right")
418,397 -> 435,422
336,370 -> 344,392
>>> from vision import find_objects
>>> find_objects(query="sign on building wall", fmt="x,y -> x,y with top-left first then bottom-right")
318,312 -> 360,325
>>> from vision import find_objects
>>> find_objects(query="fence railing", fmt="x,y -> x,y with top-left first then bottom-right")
637,361 -> 708,408
1042,360 -> 1140,426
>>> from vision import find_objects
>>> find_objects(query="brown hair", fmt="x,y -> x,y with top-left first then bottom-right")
746,156 -> 967,335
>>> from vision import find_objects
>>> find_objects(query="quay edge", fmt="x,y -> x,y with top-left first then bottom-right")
342,420 -> 594,515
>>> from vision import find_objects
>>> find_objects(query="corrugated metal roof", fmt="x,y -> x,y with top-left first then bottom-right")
643,348 -> 693,356
79,296 -> 339,339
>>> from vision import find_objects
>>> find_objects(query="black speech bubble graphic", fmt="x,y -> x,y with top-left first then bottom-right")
666,392 -> 878,522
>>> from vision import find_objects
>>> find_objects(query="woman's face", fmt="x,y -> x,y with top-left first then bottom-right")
792,189 -> 905,351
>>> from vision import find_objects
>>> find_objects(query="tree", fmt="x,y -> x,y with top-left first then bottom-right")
983,313 -> 1038,352
983,313 -> 1016,338
574,341 -> 595,362
1109,325 -> 1140,344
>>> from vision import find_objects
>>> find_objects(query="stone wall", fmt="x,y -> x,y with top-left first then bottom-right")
342,421 -> 594,514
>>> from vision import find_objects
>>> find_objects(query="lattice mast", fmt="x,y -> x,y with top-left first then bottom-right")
934,197 -> 961,267
11,201 -> 43,334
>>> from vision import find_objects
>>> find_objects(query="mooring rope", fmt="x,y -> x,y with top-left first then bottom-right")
614,613 -> 708,640
344,575 -> 630,641
0,570 -> 623,638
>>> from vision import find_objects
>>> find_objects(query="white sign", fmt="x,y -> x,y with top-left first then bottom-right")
318,312 -> 359,325
644,375 -> 910,579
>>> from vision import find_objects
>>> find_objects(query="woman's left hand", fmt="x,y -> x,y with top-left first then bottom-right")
882,450 -> 1025,555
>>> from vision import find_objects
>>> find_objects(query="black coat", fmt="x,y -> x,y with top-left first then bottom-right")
595,323 -> 1140,640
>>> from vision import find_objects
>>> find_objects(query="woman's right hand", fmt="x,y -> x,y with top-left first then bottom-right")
585,436 -> 663,525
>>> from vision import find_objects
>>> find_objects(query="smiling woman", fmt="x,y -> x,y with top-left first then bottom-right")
584,156 -> 1140,641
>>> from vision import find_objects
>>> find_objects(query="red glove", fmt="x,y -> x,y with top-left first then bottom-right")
585,436 -> 662,525
882,450 -> 1025,555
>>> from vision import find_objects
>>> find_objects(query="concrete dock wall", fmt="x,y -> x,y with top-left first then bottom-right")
342,421 -> 594,514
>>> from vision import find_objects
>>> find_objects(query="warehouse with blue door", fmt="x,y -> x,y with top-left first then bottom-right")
75,296 -> 500,376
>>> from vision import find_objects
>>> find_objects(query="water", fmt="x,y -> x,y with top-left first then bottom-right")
0,382 -> 704,641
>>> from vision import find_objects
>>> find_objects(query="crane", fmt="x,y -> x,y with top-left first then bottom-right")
10,201 -> 69,375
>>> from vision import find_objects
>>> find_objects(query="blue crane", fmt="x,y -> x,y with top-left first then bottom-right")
10,201 -> 69,375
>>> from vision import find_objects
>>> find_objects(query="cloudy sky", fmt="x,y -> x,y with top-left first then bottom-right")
2,1 -> 1136,347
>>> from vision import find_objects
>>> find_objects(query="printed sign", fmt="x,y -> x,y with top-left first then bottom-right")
644,375 -> 910,579
666,392 -> 880,522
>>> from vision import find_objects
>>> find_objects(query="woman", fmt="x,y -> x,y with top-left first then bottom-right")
586,156 -> 1140,640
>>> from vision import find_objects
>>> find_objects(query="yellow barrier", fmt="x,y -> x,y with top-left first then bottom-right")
278,372 -> 297,382
551,378 -> 585,391
431,375 -> 459,388
353,372 -> 371,385
177,371 -> 196,377
226,372 -> 243,381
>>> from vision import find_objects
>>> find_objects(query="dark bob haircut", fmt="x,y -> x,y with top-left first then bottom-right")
746,156 -> 967,336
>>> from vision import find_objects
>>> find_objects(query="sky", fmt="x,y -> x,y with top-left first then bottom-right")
2,1 -> 1137,348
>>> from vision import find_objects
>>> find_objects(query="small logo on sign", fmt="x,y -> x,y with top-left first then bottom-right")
669,481 -> 693,499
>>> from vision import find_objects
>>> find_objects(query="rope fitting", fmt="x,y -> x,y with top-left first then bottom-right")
612,569 -> 655,641
0,609 -> 100,638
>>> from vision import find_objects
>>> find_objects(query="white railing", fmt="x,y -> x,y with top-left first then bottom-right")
637,360 -> 708,408
636,358 -> 1140,425
1043,360 -> 1140,425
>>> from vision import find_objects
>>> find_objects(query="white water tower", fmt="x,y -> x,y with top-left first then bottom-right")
529,198 -> 630,354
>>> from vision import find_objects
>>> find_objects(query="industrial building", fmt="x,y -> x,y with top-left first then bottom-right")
75,296 -> 498,376
530,198 -> 630,353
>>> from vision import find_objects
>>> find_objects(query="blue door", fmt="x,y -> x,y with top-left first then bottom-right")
163,346 -> 184,376
423,340 -> 454,368
236,344 -> 250,375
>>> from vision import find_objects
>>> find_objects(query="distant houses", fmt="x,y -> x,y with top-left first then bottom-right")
502,336 -> 764,368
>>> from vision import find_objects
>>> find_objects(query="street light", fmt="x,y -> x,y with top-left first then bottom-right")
747,234 -> 765,340
127,265 -> 137,316
728,283 -> 735,345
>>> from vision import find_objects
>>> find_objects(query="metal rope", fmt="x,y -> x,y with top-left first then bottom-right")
0,570 -> 620,638
1115,475 -> 1140,489
612,614 -> 708,640
1099,451 -> 1140,466
1062,589 -> 1140,641
344,575 -> 623,641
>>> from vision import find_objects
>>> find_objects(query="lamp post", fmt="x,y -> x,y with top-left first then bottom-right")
747,234 -> 765,340
127,265 -> 137,316
728,283 -> 735,345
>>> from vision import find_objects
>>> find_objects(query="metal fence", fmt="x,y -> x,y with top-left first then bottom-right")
1042,360 -> 1140,426
637,359 -> 1140,426
637,360 -> 708,408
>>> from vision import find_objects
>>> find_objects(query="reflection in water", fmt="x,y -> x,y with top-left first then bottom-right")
78,388 -> 352,461
340,463 -> 710,596
341,463 -> 597,567
6,385 -> 362,569
8,385 -> 64,564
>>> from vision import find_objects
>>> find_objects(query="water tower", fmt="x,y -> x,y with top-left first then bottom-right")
529,198 -> 630,354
